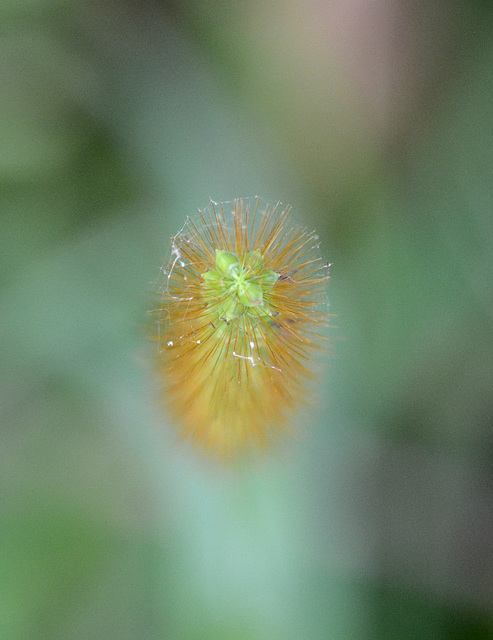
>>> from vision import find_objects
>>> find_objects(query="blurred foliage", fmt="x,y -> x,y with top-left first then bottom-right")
1,1 -> 493,638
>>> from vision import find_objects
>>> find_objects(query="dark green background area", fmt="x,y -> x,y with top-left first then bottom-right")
1,1 -> 493,638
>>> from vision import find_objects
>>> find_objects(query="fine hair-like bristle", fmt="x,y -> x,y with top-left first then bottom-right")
153,197 -> 330,457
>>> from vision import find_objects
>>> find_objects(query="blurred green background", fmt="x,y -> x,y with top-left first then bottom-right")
2,1 -> 493,638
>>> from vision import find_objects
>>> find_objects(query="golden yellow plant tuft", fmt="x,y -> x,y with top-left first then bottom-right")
153,197 -> 330,457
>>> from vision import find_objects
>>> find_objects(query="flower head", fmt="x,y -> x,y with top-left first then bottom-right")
154,197 -> 329,457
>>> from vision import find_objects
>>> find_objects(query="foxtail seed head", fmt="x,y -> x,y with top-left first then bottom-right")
154,197 -> 329,458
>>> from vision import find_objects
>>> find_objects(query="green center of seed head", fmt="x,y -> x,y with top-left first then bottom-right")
201,249 -> 279,321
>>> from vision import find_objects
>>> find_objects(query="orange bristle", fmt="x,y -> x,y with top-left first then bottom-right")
153,197 -> 330,457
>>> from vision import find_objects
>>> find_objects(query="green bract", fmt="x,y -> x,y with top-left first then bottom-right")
202,250 -> 279,321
